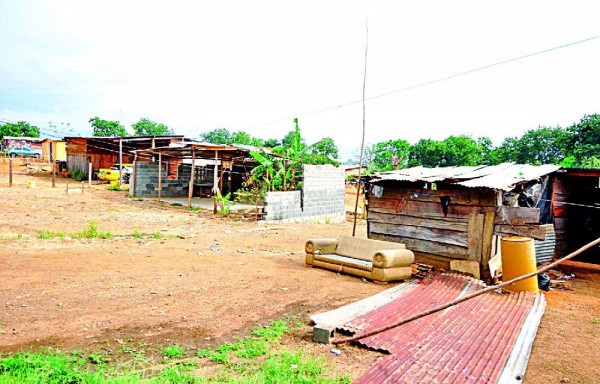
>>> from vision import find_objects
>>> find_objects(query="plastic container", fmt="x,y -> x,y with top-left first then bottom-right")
500,236 -> 539,293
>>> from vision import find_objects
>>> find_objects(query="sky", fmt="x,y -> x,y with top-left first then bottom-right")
1,0 -> 599,161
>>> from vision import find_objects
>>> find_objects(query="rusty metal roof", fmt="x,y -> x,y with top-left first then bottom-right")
345,273 -> 545,383
371,163 -> 560,191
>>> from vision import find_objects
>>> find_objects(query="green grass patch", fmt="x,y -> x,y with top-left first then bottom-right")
0,320 -> 348,383
591,317 -> 600,324
162,345 -> 186,359
74,220 -> 112,239
39,230 -> 65,240
107,183 -> 122,191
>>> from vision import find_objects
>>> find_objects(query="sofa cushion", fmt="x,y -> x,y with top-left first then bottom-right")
313,254 -> 373,272
335,236 -> 406,262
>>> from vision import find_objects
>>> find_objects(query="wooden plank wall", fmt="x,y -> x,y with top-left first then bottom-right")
368,187 -> 497,272
367,185 -> 545,277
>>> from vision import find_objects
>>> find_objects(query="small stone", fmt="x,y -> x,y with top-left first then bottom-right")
560,378 -> 570,383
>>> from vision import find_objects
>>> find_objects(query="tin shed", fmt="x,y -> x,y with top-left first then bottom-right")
366,163 -> 561,280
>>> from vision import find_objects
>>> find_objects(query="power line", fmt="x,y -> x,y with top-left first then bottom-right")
245,34 -> 600,130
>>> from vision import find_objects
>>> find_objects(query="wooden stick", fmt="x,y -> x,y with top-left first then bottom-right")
333,236 -> 600,345
52,161 -> 56,188
352,18 -> 368,237
88,162 -> 92,186
81,181 -> 84,194
65,180 -> 69,194
9,158 -> 13,187
188,147 -> 195,208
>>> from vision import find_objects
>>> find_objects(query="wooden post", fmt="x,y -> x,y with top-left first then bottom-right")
81,181 -> 84,194
119,138 -> 123,186
213,150 -> 218,214
52,161 -> 56,188
157,152 -> 162,202
88,162 -> 92,186
65,180 -> 69,194
188,147 -> 195,208
132,153 -> 138,197
9,158 -> 13,187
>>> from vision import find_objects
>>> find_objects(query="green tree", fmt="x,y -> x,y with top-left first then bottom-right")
309,137 -> 339,160
441,135 -> 485,166
493,127 -> 567,165
370,139 -> 411,171
89,117 -> 127,137
408,139 -> 446,167
0,121 -> 40,140
131,118 -> 173,136
199,128 -> 232,144
262,138 -> 281,148
561,114 -> 600,168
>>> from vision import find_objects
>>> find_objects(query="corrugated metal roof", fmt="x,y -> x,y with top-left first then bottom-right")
371,163 -> 561,191
345,273 -> 544,383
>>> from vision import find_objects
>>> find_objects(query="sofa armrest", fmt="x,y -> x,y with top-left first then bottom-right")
305,238 -> 338,255
372,249 -> 414,269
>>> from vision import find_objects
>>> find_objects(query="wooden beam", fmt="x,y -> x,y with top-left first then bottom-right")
8,158 -> 12,187
481,211 -> 496,273
467,213 -> 485,262
494,224 -> 547,240
188,148 -> 195,208
494,206 -> 540,225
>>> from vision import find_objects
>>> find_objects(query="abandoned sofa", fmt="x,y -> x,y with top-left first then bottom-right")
305,236 -> 414,283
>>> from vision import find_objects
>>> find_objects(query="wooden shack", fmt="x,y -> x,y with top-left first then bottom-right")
64,135 -> 184,175
366,163 -> 561,281
551,168 -> 600,264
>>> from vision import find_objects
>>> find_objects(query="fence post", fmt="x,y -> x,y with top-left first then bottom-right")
9,158 -> 13,187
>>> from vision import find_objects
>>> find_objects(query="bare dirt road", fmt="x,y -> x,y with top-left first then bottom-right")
1,162 -> 598,382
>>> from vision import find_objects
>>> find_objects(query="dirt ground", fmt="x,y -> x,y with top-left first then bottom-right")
1,160 -> 599,382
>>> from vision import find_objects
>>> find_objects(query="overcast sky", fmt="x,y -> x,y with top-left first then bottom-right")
1,0 -> 599,160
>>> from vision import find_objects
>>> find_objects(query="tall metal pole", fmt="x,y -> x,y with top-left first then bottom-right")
352,18 -> 368,237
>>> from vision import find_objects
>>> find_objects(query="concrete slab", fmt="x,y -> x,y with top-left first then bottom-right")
141,196 -> 262,213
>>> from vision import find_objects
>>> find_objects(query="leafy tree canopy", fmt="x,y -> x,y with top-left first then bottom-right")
309,137 -> 339,160
369,139 -> 411,171
0,121 -> 40,140
89,117 -> 127,137
131,118 -> 173,136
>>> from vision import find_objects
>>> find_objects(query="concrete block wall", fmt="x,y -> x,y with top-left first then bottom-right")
131,162 -> 191,197
264,164 -> 345,223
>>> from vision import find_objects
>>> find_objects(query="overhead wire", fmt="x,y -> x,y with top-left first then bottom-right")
244,34 -> 600,130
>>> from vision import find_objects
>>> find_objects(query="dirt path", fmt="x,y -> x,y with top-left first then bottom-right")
1,165 -> 599,382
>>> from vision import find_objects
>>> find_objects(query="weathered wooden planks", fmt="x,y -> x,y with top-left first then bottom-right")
467,214 -> 485,262
369,198 -> 494,218
494,224 -> 547,240
379,188 -> 496,207
368,211 -> 468,232
370,222 -> 467,247
494,206 -> 540,225
369,233 -> 469,259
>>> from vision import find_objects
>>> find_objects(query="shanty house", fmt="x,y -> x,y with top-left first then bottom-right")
64,135 -> 185,175
365,163 -> 564,281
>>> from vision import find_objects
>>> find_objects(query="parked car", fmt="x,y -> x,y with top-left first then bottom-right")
7,146 -> 42,158
96,163 -> 133,183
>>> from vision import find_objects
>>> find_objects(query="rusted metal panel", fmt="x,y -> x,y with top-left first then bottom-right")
346,273 -> 543,384
371,163 -> 560,191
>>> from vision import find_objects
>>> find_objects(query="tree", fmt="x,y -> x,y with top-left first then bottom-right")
0,121 -> 40,140
561,114 -> 600,168
493,127 -> 567,165
262,138 -> 281,148
309,137 -> 339,160
370,139 -> 411,171
408,139 -> 446,167
131,118 -> 173,136
89,117 -> 127,137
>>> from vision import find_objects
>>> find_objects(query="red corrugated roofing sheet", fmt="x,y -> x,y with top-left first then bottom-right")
347,273 -> 540,383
